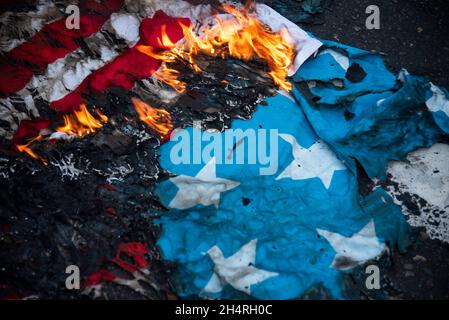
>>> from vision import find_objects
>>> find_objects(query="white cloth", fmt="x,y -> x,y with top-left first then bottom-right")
255,4 -> 322,76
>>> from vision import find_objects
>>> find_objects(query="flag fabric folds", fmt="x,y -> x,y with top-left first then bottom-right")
156,93 -> 412,299
155,40 -> 449,300
1,0 -> 448,300
292,39 -> 449,179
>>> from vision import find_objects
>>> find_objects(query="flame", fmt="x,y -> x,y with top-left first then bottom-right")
16,135 -> 48,165
137,45 -> 186,93
94,108 -> 109,123
137,4 -> 295,91
131,98 -> 173,138
57,104 -> 108,137
157,24 -> 176,48
15,104 -> 107,164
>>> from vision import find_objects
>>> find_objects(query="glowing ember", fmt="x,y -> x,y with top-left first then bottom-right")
15,135 -> 48,165
131,98 -> 173,138
57,104 -> 108,137
137,3 -> 295,92
94,108 -> 109,123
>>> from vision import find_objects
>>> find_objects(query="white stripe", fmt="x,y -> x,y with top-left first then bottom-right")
1,0 -> 321,141
0,0 -> 162,140
31,45 -> 122,102
143,0 -> 213,23
0,98 -> 30,140
0,1 -> 78,54
0,11 -> 138,140
110,12 -> 140,46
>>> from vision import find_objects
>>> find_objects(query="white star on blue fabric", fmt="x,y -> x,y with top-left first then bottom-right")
426,83 -> 449,118
317,220 -> 386,270
203,239 -> 278,295
168,157 -> 240,210
318,48 -> 350,71
276,134 -> 347,189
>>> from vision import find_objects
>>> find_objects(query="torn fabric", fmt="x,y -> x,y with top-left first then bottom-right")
156,94 -> 411,299
292,39 -> 449,179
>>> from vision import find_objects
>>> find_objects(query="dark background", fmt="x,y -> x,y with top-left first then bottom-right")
1,0 -> 448,299
303,0 -> 449,88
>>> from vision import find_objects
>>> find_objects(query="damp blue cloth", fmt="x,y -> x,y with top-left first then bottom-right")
292,39 -> 449,178
155,94 -> 411,300
153,39 -> 448,300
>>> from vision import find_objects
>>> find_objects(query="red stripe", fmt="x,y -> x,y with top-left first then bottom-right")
51,11 -> 191,112
12,11 -> 191,146
0,0 -> 124,97
140,9 -> 189,50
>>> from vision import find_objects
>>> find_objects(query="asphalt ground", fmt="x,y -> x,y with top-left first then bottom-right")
301,0 -> 449,299
302,0 -> 449,88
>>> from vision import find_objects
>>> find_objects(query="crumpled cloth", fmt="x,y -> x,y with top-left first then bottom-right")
154,27 -> 448,301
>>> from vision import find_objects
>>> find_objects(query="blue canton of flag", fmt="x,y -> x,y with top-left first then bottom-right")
155,98 -> 409,299
154,39 -> 449,300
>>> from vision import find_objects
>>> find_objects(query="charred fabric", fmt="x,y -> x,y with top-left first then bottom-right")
0,52 -> 276,299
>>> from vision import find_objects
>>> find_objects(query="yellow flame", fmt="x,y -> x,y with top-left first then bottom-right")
16,135 -> 48,165
57,104 -> 108,137
15,105 -> 107,165
138,4 -> 295,92
136,45 -> 186,93
156,24 -> 177,48
131,98 -> 173,138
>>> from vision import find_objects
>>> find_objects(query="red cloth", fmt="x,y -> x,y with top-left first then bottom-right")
51,11 -> 191,112
84,269 -> 117,287
12,118 -> 51,147
0,0 -> 124,97
83,242 -> 150,288
11,10 -> 191,145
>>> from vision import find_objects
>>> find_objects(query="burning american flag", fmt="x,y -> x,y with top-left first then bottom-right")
0,0 -> 448,300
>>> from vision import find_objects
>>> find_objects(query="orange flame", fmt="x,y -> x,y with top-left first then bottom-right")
56,104 -> 108,137
153,63 -> 186,94
16,135 -> 48,165
137,4 -> 295,92
136,45 -> 186,93
131,98 -> 173,138
15,105 -> 107,164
